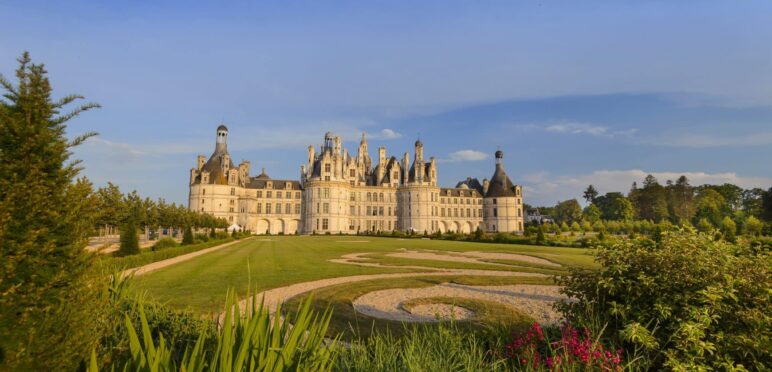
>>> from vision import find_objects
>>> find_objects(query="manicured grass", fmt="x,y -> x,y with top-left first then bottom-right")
133,235 -> 594,315
99,237 -> 237,270
360,253 -> 568,276
283,275 -> 552,340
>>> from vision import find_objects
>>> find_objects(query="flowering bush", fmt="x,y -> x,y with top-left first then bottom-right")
506,322 -> 623,371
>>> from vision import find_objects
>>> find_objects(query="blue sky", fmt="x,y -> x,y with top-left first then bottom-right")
2,1 -> 771,206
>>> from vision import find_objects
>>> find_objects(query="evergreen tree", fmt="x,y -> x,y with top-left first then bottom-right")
582,184 -> 599,204
210,226 -> 216,238
118,218 -> 140,256
182,226 -> 194,245
536,227 -> 546,244
0,53 -> 102,369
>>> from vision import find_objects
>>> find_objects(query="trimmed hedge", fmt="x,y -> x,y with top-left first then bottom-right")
101,237 -> 239,270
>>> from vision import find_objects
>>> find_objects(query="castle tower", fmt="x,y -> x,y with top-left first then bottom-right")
483,150 -> 524,233
216,124 -> 228,153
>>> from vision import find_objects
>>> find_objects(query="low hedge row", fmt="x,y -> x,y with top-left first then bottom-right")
99,237 -> 239,270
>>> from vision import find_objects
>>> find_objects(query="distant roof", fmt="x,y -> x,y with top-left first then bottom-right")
217,124 -> 228,131
485,164 -> 516,198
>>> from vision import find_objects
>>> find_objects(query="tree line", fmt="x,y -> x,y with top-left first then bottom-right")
91,182 -> 228,237
531,175 -> 772,237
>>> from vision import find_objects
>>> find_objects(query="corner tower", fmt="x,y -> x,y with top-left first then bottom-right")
483,150 -> 524,233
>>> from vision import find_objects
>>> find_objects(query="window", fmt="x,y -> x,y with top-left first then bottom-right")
257,203 -> 262,214
230,188 -> 235,196
379,206 -> 384,216
379,193 -> 384,202
466,208 -> 470,217
229,207 -> 234,212
367,193 -> 372,202
266,203 -> 271,214
286,192 -> 291,198
277,192 -> 282,199
323,188 -> 330,198
323,203 -> 329,213
256,191 -> 262,198
454,208 -> 458,217
295,204 -> 301,214
296,192 -> 301,199
518,209 -> 522,217
267,191 -> 272,198
322,218 -> 329,230
372,208 -> 378,216
350,192 -> 355,201
441,208 -> 445,217
493,208 -> 498,217
350,206 -> 356,215
285,203 -> 291,214
202,189 -> 206,195
316,203 -> 320,213
366,206 -> 372,215
230,200 -> 235,205
350,169 -> 356,177
324,176 -> 330,181
325,164 -> 331,172
275,204 -> 281,214
493,198 -> 497,205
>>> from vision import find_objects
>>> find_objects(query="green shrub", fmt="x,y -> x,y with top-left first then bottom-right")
194,233 -> 209,242
558,228 -> 771,370
182,226 -> 194,245
97,291 -> 336,371
117,218 -> 140,256
337,322 -> 503,371
151,237 -> 178,251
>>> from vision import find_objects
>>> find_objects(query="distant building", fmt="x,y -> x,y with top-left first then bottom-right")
526,208 -> 554,225
189,126 -> 524,234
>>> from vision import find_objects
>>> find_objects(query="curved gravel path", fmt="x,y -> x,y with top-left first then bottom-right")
235,251 -> 554,318
353,283 -> 566,324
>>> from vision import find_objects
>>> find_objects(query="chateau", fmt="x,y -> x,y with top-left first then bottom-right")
189,125 -> 524,235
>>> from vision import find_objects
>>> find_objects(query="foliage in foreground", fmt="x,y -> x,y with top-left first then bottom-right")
93,278 -> 337,371
336,322 -> 504,371
559,228 -> 771,370
0,52 -> 104,370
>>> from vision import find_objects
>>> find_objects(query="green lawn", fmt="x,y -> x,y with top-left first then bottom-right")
133,235 -> 595,315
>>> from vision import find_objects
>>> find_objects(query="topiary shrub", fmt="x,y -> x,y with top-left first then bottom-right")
181,226 -> 194,245
118,218 -> 140,256
558,228 -> 771,370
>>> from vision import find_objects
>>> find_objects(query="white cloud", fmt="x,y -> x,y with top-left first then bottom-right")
444,150 -> 489,163
522,169 -> 772,206
370,128 -> 402,140
642,132 -> 772,148
513,122 -> 637,139
545,122 -> 610,137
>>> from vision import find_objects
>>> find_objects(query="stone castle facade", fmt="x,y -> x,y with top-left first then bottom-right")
189,125 -> 524,235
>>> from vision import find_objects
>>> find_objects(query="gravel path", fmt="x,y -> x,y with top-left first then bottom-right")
239,270 -> 547,316
387,250 -> 560,267
353,283 -> 566,324
122,238 -> 250,278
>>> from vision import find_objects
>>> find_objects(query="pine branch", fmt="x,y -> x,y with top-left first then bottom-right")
69,131 -> 98,147
52,94 -> 85,109
52,102 -> 101,125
